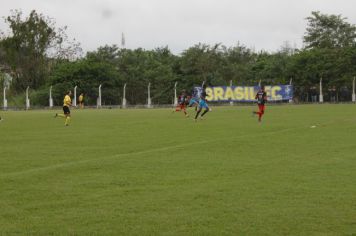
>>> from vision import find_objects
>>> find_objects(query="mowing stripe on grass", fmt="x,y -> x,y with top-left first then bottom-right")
3,115 -> 351,179
3,115 -> 352,180
0,126 -> 303,179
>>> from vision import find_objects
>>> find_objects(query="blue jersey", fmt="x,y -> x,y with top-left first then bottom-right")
198,91 -> 209,108
189,97 -> 199,106
199,99 -> 209,109
192,87 -> 202,100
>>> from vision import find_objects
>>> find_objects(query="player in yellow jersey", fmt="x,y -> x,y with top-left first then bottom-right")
78,93 -> 84,109
55,90 -> 72,126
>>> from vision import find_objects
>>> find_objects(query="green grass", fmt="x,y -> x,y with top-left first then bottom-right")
0,105 -> 356,235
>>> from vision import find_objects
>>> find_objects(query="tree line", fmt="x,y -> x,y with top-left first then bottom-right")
1,10 -> 356,106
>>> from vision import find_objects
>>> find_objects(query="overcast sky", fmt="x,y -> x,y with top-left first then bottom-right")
1,0 -> 355,55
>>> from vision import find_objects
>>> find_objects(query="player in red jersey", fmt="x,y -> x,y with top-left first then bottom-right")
253,86 -> 267,122
173,90 -> 189,117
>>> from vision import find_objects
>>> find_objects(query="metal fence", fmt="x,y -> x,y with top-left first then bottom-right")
2,78 -> 356,110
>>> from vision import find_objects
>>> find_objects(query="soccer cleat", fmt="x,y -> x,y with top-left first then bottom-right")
200,116 -> 204,120
185,114 -> 189,118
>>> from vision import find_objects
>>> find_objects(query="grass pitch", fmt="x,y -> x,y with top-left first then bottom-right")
0,105 -> 355,235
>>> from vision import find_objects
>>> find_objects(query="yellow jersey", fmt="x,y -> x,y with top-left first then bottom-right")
79,95 -> 84,102
63,95 -> 71,107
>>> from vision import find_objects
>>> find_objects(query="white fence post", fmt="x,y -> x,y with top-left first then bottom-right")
26,86 -> 30,110
97,84 -> 102,108
201,80 -> 205,88
174,82 -> 178,106
49,86 -> 53,108
73,86 -> 77,107
3,87 -> 7,110
352,77 -> 355,102
229,80 -> 233,106
319,78 -> 323,103
289,78 -> 293,103
147,82 -> 152,108
122,83 -> 127,108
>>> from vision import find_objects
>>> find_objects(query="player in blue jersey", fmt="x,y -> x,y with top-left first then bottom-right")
188,89 -> 199,110
194,89 -> 210,121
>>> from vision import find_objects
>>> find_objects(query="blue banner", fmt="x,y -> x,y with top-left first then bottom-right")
205,85 -> 293,102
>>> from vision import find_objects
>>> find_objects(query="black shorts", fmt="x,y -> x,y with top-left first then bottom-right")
63,106 -> 70,115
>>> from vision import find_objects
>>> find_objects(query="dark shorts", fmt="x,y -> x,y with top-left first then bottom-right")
63,106 -> 70,115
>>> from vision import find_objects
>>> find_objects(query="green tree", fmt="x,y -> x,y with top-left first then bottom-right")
116,47 -> 177,105
219,44 -> 256,85
304,11 -> 356,49
0,9 -> 81,91
48,59 -> 121,106
179,43 -> 226,87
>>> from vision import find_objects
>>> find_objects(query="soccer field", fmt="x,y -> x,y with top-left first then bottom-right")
0,104 -> 355,235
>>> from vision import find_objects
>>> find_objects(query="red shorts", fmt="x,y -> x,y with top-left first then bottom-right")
258,104 -> 265,113
176,104 -> 186,111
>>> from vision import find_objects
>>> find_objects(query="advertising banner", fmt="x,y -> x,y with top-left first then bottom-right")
205,85 -> 293,102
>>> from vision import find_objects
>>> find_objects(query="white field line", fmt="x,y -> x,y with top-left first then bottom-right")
0,120 -> 343,179
0,139 -> 213,178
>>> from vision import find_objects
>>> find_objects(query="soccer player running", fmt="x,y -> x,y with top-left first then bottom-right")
78,93 -> 84,109
194,89 -> 210,121
188,89 -> 199,111
253,86 -> 267,122
173,90 -> 189,117
55,90 -> 72,126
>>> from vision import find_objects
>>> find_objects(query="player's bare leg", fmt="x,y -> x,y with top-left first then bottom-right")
200,108 -> 209,120
194,108 -> 202,122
